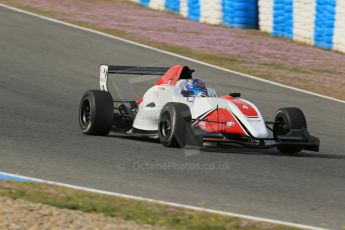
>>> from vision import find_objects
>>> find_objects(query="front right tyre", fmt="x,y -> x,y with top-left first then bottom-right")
79,90 -> 113,136
273,107 -> 307,154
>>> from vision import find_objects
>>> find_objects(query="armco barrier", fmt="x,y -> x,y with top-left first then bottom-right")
130,0 -> 345,53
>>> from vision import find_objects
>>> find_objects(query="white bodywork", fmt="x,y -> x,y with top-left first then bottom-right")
100,65 -> 269,139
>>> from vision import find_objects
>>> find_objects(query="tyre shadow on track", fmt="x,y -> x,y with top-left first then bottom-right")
108,133 -> 160,144
202,146 -> 345,159
108,133 -> 345,160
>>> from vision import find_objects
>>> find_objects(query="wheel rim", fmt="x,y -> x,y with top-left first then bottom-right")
160,112 -> 172,138
274,115 -> 288,135
80,98 -> 91,129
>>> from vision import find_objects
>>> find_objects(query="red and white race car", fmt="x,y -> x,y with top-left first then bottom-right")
79,65 -> 320,153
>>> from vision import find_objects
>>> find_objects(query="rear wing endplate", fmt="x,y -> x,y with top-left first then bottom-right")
100,65 -> 169,91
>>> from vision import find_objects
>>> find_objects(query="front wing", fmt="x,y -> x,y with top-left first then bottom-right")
195,127 -> 320,152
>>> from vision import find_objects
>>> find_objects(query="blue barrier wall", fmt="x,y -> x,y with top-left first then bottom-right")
259,0 -> 343,52
139,0 -> 150,6
165,0 -> 180,12
314,0 -> 337,49
133,0 -> 345,52
187,0 -> 201,21
272,0 -> 293,39
222,0 -> 258,29
137,0 -> 258,29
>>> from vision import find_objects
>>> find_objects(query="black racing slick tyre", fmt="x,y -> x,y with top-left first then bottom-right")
79,90 -> 113,136
273,107 -> 307,153
158,102 -> 197,148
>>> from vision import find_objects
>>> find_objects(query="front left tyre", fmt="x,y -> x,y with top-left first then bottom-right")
158,102 -> 200,148
79,90 -> 113,136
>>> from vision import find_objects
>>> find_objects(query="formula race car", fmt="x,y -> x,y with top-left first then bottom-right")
79,65 -> 320,153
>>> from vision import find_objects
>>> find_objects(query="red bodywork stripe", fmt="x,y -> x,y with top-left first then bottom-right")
137,65 -> 186,105
222,96 -> 258,117
136,98 -> 144,105
203,137 -> 229,142
195,108 -> 248,136
155,65 -> 185,86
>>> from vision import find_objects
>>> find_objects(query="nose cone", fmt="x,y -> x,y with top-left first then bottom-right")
247,119 -> 269,138
221,96 -> 269,138
222,96 -> 259,118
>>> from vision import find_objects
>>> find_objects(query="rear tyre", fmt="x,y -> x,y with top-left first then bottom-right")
79,90 -> 113,136
158,102 -> 198,148
273,107 -> 307,154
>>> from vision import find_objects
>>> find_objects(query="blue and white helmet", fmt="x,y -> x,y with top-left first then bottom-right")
185,77 -> 208,97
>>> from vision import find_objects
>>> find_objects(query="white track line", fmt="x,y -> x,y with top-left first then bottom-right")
0,171 -> 328,230
0,3 -> 344,105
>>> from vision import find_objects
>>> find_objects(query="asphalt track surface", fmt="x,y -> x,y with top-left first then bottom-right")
1,6 -> 345,229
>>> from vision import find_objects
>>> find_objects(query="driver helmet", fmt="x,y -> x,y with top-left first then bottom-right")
185,77 -> 208,97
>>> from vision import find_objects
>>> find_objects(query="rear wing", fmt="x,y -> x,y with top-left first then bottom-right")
100,65 -> 169,91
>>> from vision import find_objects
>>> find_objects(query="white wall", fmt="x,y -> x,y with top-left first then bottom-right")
333,0 -> 345,53
199,0 -> 222,25
149,0 -> 165,10
258,0 -> 345,53
132,0 -> 345,53
258,0 -> 273,33
293,0 -> 315,45
180,0 -> 188,17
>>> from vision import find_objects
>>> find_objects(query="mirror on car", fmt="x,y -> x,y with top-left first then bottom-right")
229,92 -> 241,97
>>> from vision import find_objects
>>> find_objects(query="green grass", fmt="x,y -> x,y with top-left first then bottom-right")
0,180 -> 301,230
